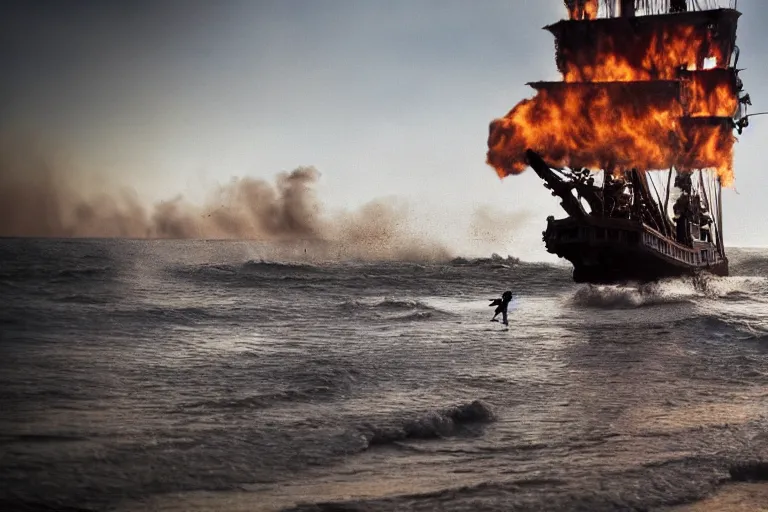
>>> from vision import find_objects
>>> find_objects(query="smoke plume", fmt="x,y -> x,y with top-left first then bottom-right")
0,144 -> 462,261
467,205 -> 532,255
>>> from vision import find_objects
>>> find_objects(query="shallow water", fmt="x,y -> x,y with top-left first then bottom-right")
2,239 -> 768,511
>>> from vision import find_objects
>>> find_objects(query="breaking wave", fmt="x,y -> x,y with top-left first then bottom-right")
570,282 -> 696,309
570,272 -> 768,310
450,253 -> 521,268
357,400 -> 496,448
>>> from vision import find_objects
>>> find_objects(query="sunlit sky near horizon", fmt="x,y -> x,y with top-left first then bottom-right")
2,0 -> 767,256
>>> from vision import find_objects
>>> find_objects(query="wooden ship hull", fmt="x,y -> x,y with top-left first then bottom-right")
542,216 -> 727,283
527,148 -> 729,284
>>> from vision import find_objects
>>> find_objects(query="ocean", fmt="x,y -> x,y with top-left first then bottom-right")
2,238 -> 768,511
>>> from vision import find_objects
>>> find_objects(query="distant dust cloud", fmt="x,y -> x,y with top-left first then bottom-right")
0,142 -> 527,262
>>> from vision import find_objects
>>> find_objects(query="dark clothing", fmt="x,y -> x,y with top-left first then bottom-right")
489,291 -> 513,326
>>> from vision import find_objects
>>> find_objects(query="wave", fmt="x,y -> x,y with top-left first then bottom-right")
181,386 -> 339,411
450,253 -> 521,268
144,306 -> 212,319
683,314 -> 768,342
57,294 -> 110,305
241,260 -> 322,273
570,272 -> 768,309
357,400 -> 496,448
0,264 -> 113,283
0,434 -> 90,444
282,454 -> 768,512
728,249 -> 768,277
180,363 -> 364,412
114,305 -> 252,327
186,259 -> 322,277
55,266 -> 112,279
570,282 -> 695,309
337,298 -> 437,311
172,259 -> 333,287
376,298 -> 435,310
689,272 -> 767,297
732,258 -> 768,277
199,263 -> 236,274
337,297 -> 453,321
391,311 -> 443,322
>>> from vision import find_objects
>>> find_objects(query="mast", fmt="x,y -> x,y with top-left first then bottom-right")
648,174 -> 671,236
697,169 -> 710,211
663,168 -> 673,221
619,0 -> 635,17
697,168 -> 711,236
717,177 -> 725,255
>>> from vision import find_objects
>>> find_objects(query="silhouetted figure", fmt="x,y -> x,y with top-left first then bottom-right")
489,291 -> 513,326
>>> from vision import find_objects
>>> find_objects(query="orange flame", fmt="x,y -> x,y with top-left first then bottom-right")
486,84 -> 736,185
566,0 -> 598,20
487,10 -> 741,186
678,118 -> 735,184
683,71 -> 739,118
559,24 -> 730,82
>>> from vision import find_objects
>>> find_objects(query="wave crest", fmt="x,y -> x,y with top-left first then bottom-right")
569,273 -> 768,310
337,297 -> 453,321
450,253 -> 521,268
570,282 -> 694,309
358,400 -> 496,448
376,298 -> 433,310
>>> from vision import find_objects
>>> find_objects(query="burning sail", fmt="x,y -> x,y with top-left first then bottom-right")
486,0 -> 748,187
552,8 -> 740,82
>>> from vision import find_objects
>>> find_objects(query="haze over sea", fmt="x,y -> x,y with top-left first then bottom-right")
2,238 -> 768,511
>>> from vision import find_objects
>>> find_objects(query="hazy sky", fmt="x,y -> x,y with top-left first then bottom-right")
1,0 -> 766,253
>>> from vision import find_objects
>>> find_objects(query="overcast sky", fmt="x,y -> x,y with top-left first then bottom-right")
1,0 -> 766,254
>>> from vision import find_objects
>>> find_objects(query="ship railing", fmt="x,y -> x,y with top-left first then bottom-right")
641,225 -> 720,268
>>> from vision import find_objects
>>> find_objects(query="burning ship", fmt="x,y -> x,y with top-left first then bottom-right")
486,0 -> 753,283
